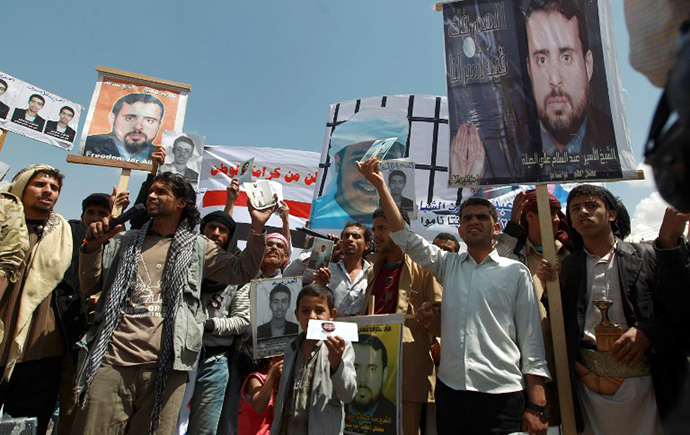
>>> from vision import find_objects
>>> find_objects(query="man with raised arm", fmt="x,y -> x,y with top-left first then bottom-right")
73,172 -> 273,435
358,158 -> 550,435
538,185 -> 689,435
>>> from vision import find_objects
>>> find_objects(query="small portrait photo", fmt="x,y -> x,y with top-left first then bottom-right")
0,75 -> 18,121
10,89 -> 48,133
379,159 -> 417,219
307,237 -> 335,270
43,105 -> 78,144
360,137 -> 399,163
158,131 -> 205,187
237,157 -> 254,183
252,277 -> 302,341
244,180 -> 276,210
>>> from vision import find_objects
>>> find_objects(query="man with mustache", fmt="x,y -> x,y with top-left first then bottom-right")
84,93 -> 164,162
525,0 -> 620,178
309,107 -> 406,229
348,334 -> 396,435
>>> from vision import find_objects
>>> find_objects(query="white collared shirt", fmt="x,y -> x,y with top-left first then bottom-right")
329,259 -> 372,316
390,224 -> 550,393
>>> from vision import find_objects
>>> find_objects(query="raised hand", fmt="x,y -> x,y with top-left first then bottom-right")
356,158 -> 386,190
510,191 -> 527,224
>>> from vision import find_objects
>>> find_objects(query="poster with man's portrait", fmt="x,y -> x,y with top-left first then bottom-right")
310,105 -> 408,230
0,70 -> 83,150
307,237 -> 334,271
78,67 -> 190,167
443,0 -> 637,187
157,130 -> 204,188
378,159 -> 417,219
251,276 -> 302,359
343,314 -> 403,435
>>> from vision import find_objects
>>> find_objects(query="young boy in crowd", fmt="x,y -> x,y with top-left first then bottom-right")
270,284 -> 357,435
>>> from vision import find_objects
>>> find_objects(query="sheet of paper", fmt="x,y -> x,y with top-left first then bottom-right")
306,319 -> 359,342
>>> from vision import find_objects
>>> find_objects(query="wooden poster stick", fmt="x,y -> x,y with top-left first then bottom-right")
535,184 -> 577,435
0,129 -> 7,152
368,295 -> 375,315
112,168 -> 131,217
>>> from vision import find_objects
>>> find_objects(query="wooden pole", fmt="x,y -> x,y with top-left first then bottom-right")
535,184 -> 577,434
0,129 -> 7,152
112,168 -> 131,217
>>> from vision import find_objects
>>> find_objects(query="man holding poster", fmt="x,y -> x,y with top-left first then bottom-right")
359,159 -> 550,434
84,93 -> 164,162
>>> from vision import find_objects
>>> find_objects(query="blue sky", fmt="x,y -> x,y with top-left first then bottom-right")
2,0 -> 662,231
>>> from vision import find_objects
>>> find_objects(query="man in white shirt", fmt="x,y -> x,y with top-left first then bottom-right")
286,223 -> 373,316
358,158 -> 550,435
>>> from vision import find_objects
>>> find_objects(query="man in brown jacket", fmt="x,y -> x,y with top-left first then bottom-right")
364,207 -> 443,435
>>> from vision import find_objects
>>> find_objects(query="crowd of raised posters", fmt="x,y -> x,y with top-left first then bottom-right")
1,1 -> 666,433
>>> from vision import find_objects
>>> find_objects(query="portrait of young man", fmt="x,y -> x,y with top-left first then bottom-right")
11,93 -> 46,131
83,93 -> 165,162
525,0 -> 621,178
44,106 -> 77,143
256,284 -> 300,340
348,334 -> 396,435
158,134 -> 200,184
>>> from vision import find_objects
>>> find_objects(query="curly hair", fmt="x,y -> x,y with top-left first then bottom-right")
151,172 -> 200,227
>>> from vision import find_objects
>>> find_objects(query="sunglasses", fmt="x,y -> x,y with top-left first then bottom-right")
266,240 -> 286,250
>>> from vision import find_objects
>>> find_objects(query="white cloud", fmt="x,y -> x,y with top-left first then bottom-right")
629,192 -> 669,242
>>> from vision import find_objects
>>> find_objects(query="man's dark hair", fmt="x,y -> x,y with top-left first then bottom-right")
269,284 -> 292,303
458,198 -> 498,223
357,334 -> 388,369
29,94 -> 45,105
433,232 -> 460,252
296,283 -> 334,311
0,79 -> 7,90
60,106 -> 75,116
566,184 -> 626,249
111,93 -> 165,120
526,0 -> 589,56
151,172 -> 200,227
388,170 -> 406,184
373,206 -> 410,226
341,221 -> 372,244
82,193 -> 110,214
173,135 -> 195,153
28,168 -> 64,190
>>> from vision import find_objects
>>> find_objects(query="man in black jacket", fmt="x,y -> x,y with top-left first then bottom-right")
539,185 -> 688,434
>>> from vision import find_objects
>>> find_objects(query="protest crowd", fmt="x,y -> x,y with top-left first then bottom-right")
1,0 -> 690,435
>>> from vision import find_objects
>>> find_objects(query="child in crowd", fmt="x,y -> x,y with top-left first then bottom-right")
270,283 -> 357,435
237,355 -> 283,435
